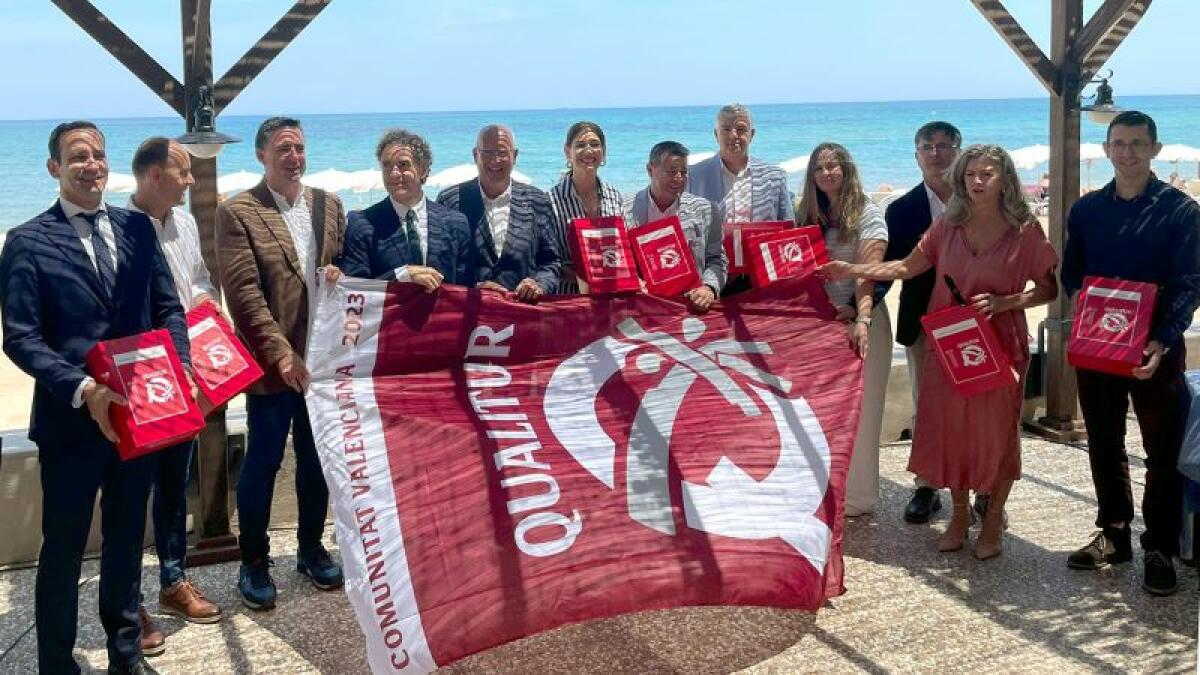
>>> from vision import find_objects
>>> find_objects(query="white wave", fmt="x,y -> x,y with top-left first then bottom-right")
779,156 -> 809,174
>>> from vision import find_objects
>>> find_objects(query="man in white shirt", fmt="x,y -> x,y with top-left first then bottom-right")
128,137 -> 223,635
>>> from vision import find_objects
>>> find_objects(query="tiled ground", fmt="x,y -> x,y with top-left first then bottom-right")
0,430 -> 1195,674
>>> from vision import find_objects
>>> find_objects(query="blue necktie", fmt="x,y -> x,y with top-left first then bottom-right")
404,210 -> 423,265
79,211 -> 116,297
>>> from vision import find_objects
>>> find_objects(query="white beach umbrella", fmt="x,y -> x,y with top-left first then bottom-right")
346,169 -> 383,193
218,170 -> 261,194
687,151 -> 715,166
303,169 -> 355,193
106,172 -> 137,194
1156,143 -> 1200,178
424,163 -> 533,190
1081,143 -> 1107,188
1008,144 -> 1050,171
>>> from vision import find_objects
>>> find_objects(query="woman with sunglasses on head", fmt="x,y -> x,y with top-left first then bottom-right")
821,144 -> 1058,559
797,142 -> 891,519
549,121 -> 625,294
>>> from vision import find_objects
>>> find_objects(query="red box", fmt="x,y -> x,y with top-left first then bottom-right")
629,216 -> 701,297
85,329 -> 205,460
570,216 -> 640,294
722,221 -> 790,276
746,226 -> 829,288
186,302 -> 264,414
921,305 -> 1018,397
1068,276 -> 1158,376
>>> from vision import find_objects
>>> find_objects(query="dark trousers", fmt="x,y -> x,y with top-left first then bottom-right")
152,440 -> 194,589
1076,347 -> 1187,555
36,442 -> 155,674
237,390 -> 328,563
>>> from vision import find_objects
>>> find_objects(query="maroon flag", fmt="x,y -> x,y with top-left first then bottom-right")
305,275 -> 862,673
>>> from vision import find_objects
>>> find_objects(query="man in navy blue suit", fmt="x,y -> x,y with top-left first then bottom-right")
338,129 -> 472,291
0,121 -> 191,675
436,124 -> 560,302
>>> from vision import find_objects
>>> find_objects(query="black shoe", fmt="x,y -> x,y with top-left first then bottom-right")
108,658 -> 160,675
1143,550 -> 1179,596
1067,528 -> 1133,570
904,487 -> 941,523
297,545 -> 344,590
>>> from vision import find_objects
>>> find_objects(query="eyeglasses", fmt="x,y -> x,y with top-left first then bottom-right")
1107,139 -> 1153,154
918,143 -> 959,154
477,149 -> 513,160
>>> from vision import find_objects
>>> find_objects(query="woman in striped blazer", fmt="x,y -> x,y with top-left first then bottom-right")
549,121 -> 624,294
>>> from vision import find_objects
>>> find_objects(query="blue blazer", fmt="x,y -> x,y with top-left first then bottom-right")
884,183 -> 938,346
340,197 -> 472,285
0,202 -> 190,448
436,179 -> 561,293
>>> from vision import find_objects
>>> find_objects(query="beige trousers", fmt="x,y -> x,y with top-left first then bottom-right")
845,304 -> 894,514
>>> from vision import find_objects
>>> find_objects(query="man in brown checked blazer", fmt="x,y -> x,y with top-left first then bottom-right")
216,116 -> 346,611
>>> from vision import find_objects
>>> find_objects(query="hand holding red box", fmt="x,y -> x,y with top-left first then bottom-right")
629,215 -> 702,298
1068,276 -> 1158,377
746,225 -> 829,288
570,216 -> 640,295
85,329 -> 206,460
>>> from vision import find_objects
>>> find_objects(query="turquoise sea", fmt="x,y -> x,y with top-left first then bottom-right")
3,95 -> 1199,231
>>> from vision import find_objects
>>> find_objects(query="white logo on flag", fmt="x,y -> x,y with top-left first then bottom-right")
145,376 -> 176,404
960,344 -> 987,367
1099,311 -> 1130,334
205,342 -> 234,369
544,316 -> 833,570
658,247 -> 682,269
601,246 -> 623,268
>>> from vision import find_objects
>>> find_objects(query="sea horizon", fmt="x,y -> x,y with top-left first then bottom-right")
3,94 -> 1199,232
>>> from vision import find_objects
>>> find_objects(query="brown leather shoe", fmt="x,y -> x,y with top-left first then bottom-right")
139,605 -> 166,657
159,579 -> 223,624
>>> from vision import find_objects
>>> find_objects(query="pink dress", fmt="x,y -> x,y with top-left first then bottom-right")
908,218 -> 1059,492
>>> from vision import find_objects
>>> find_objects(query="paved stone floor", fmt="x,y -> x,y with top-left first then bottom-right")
0,430 -> 1196,673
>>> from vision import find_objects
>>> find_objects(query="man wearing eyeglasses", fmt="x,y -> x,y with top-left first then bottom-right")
1062,110 -> 1200,597
883,121 -> 961,524
436,124 -> 560,303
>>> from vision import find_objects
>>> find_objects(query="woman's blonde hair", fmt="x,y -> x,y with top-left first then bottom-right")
944,144 -> 1034,228
795,142 -> 868,243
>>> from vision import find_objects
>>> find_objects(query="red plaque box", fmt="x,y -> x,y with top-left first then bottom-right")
85,329 -> 205,460
1068,276 -> 1157,377
921,305 -> 1018,398
629,216 -> 701,298
722,221 -> 790,276
570,216 -> 640,295
747,226 -> 829,288
186,301 -> 264,414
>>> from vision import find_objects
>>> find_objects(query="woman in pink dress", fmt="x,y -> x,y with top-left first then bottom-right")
820,145 -> 1059,560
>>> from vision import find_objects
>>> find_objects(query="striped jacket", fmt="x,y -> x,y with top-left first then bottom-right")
624,189 -> 728,292
548,172 -> 624,294
686,154 -> 795,224
436,179 -> 560,293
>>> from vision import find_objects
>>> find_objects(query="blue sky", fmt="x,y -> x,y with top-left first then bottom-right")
1,0 -> 1197,120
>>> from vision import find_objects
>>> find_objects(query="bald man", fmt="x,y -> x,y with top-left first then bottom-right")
437,124 -> 560,302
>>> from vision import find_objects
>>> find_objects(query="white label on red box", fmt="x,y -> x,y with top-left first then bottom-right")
635,227 -> 691,283
1076,286 -> 1143,347
759,234 -> 816,282
732,228 -> 749,268
581,228 -> 631,281
930,317 -> 1002,383
113,346 -> 189,425
188,316 -> 251,389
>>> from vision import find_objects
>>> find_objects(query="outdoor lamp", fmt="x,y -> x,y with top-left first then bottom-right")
177,85 -> 239,159
1080,71 -> 1121,125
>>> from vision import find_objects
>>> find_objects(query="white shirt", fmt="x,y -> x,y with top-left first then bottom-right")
720,159 -> 753,223
127,199 -> 215,310
647,191 -> 680,221
269,186 -> 317,287
63,196 -> 119,408
390,195 -> 428,281
924,183 -> 948,222
482,182 -> 512,256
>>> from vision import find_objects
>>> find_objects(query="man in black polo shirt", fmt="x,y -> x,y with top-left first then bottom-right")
1062,110 -> 1200,596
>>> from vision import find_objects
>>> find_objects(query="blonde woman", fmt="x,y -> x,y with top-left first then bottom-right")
821,145 -> 1058,559
797,142 -> 891,518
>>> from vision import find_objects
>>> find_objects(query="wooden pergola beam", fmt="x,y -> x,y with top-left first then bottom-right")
212,0 -> 332,114
49,0 -> 186,116
970,0 -> 1060,96
1073,0 -> 1152,82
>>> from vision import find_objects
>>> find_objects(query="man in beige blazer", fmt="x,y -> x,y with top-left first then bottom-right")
217,116 -> 346,611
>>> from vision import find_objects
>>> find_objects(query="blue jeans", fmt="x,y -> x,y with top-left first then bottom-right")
37,441 -> 155,673
237,390 -> 329,562
152,440 -> 194,588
